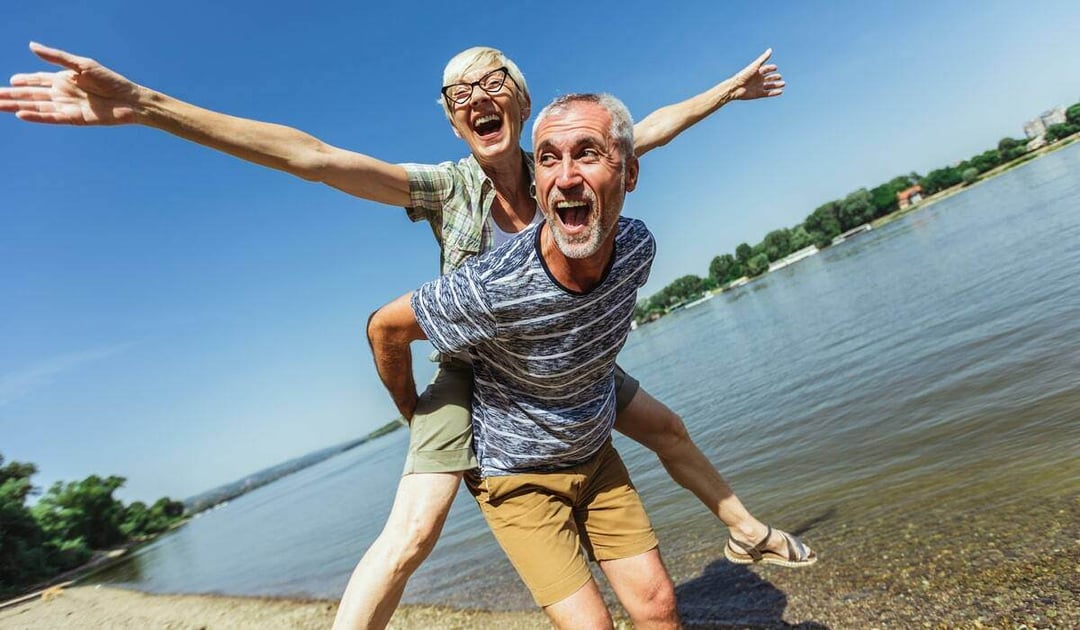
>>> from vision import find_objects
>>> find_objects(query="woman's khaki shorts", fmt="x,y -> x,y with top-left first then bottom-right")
403,359 -> 640,475
465,441 -> 658,607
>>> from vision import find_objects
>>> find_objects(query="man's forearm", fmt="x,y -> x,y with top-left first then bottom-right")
366,297 -> 424,421
633,78 -> 736,157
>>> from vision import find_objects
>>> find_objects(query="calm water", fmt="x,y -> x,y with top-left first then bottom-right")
95,143 -> 1080,612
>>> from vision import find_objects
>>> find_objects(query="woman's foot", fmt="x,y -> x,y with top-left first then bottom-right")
725,525 -> 817,567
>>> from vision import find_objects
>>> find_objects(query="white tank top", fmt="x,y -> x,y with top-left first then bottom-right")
488,209 -> 543,249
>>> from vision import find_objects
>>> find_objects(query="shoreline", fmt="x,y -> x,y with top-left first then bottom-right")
2,491 -> 1076,628
872,134 -> 1079,229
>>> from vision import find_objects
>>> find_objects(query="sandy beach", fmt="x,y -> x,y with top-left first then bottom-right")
0,586 -> 555,630
1,487 -> 1076,630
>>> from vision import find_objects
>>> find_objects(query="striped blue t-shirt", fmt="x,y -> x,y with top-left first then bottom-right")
411,217 -> 656,477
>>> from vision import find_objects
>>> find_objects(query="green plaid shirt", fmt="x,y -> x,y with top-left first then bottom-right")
402,150 -> 536,275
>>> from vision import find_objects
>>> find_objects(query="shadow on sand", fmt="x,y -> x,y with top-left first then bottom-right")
675,515 -> 831,629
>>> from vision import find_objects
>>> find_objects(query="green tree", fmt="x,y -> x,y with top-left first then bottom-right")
920,165 -> 963,195
146,497 -> 185,532
746,253 -> 770,277
0,456 -> 53,595
838,189 -> 875,230
804,201 -> 842,244
120,501 -> 151,538
735,242 -> 753,265
789,225 -> 815,251
1066,103 -> 1080,125
762,228 -> 793,262
869,174 -> 917,217
1045,123 -> 1079,142
33,475 -> 128,550
969,149 -> 1001,174
961,167 -> 979,185
709,254 -> 741,285
667,274 -> 706,303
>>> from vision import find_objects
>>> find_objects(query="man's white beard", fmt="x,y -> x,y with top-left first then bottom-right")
549,218 -> 605,259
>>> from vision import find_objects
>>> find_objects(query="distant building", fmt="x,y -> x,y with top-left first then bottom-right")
896,184 -> 923,209
1024,105 -> 1067,139
1024,117 -> 1046,139
1041,106 -> 1067,127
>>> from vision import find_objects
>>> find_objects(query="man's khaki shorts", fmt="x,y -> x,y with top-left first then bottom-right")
465,441 -> 658,607
403,359 -> 640,475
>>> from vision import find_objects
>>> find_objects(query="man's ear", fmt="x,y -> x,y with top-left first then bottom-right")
624,155 -> 640,193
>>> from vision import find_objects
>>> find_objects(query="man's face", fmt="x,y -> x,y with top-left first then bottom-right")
444,65 -> 529,164
533,101 -> 638,259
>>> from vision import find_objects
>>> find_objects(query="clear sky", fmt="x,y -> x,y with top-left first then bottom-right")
3,1 -> 1079,503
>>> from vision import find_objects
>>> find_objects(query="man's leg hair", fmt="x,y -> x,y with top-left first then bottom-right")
332,471 -> 462,630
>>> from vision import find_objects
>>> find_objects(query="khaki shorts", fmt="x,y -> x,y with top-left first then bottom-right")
403,359 -> 640,475
466,441 -> 658,607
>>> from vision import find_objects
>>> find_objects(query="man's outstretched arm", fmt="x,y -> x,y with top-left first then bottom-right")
367,293 -> 427,421
632,48 -> 786,157
0,42 -> 412,206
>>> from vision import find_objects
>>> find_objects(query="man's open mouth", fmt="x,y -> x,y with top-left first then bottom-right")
555,200 -> 591,231
473,114 -> 503,138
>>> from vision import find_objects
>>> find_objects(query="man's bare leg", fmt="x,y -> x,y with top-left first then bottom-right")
332,472 -> 462,630
599,548 -> 680,629
543,579 -> 616,630
615,388 -> 812,560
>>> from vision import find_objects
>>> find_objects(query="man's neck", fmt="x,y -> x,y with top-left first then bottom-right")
539,225 -> 617,293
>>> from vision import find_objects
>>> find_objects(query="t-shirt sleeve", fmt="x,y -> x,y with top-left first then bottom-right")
625,218 -> 657,289
410,264 -> 497,355
400,162 -> 458,223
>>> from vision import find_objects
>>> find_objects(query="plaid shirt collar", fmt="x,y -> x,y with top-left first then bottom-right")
445,149 -> 537,265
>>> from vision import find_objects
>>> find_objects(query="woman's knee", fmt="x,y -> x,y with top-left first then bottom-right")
378,515 -> 443,571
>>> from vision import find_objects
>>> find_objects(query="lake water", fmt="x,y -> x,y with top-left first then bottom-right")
93,144 -> 1080,622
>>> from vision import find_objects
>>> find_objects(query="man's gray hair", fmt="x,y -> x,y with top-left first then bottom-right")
531,93 -> 635,159
439,47 -> 530,119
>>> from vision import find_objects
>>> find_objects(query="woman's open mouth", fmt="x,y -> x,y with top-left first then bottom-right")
473,114 -> 503,139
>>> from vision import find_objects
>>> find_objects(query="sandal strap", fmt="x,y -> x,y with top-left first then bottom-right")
780,531 -> 810,562
729,525 -> 772,561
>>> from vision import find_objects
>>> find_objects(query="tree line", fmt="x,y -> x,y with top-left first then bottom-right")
635,102 -> 1080,323
0,453 -> 185,597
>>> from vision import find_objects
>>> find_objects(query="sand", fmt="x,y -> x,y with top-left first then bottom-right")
0,586 -> 553,630
2,492 -> 1076,629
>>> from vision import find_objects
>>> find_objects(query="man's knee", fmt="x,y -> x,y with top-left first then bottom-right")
635,575 -> 679,625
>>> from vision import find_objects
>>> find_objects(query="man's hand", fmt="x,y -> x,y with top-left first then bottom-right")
0,42 -> 141,125
730,49 -> 785,101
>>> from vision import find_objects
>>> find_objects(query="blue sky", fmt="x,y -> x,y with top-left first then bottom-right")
3,1 -> 1079,502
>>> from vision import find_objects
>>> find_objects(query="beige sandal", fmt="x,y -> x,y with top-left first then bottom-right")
724,525 -> 817,568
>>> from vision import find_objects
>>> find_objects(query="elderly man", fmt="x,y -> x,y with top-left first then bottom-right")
368,93 -> 676,628
1,44 -> 812,630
